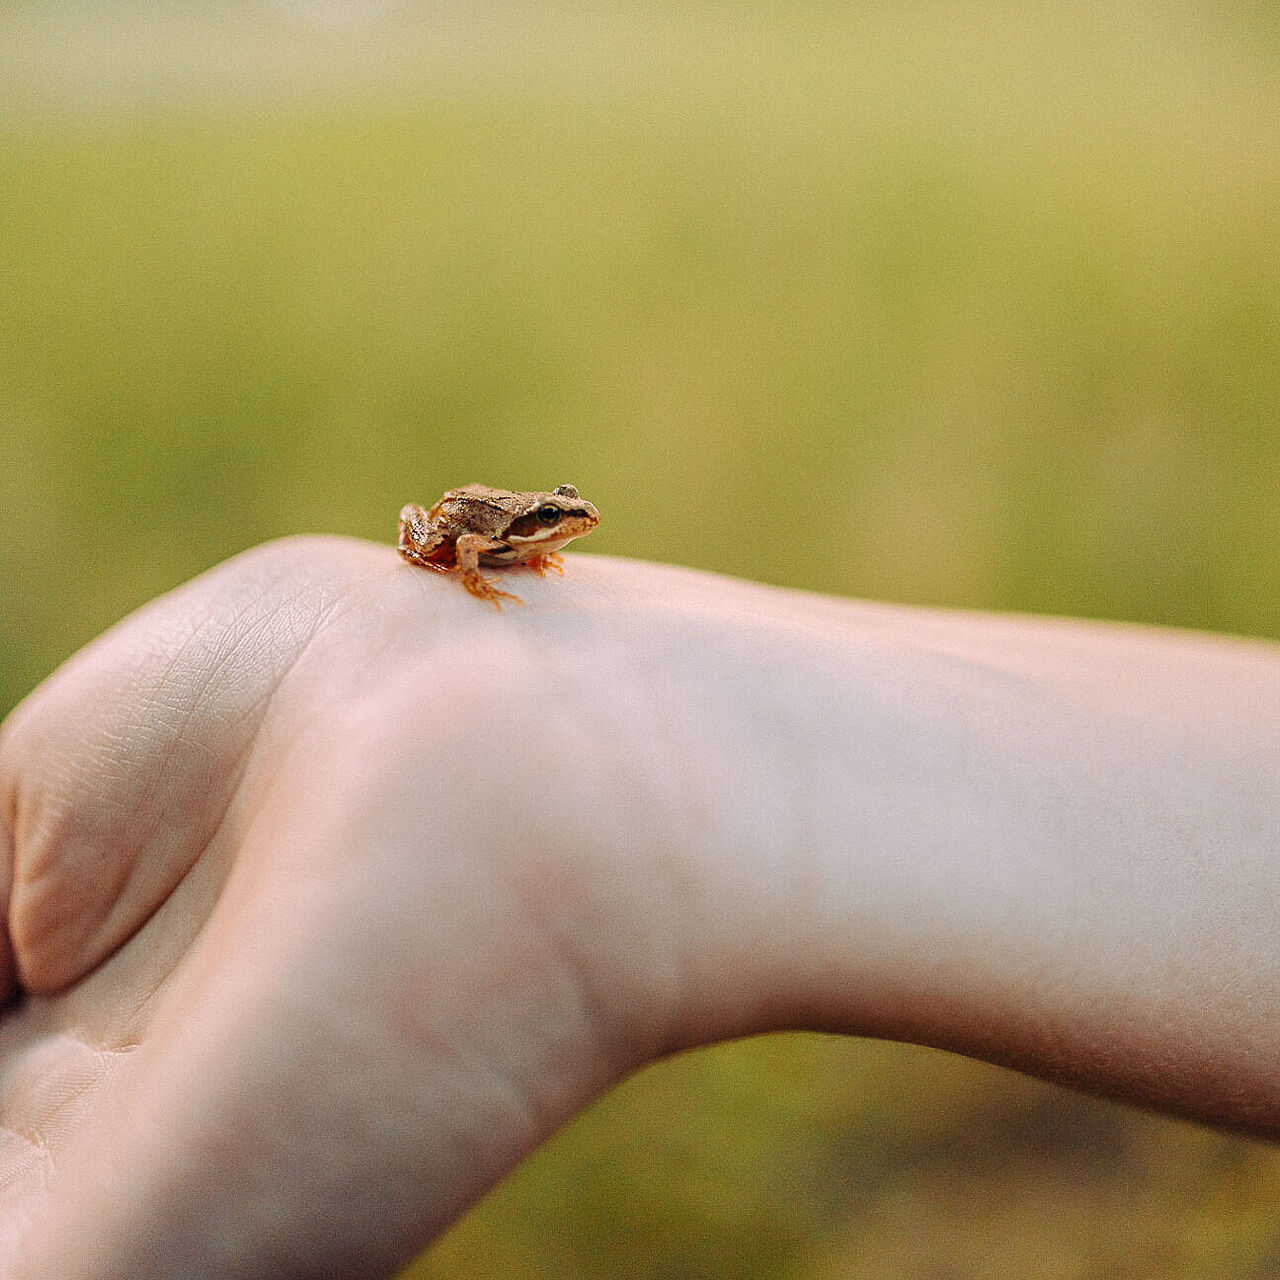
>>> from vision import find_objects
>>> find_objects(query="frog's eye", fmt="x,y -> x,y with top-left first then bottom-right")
536,504 -> 562,526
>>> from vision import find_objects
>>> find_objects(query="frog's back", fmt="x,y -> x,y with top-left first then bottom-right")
428,485 -> 518,539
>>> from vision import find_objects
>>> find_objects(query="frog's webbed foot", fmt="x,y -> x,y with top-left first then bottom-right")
398,503 -> 450,568
525,553 -> 565,577
459,567 -> 524,609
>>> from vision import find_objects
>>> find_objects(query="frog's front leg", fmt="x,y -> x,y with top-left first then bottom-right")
397,503 -> 451,570
454,533 -> 524,608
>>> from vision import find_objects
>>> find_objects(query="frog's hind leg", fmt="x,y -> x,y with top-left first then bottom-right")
397,503 -> 450,569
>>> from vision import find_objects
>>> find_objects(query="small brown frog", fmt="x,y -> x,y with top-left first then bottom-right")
398,484 -> 600,607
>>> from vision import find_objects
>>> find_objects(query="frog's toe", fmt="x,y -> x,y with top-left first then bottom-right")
460,569 -> 524,609
525,553 -> 566,577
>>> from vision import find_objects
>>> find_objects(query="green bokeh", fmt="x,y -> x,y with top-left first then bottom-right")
2,3 -> 1278,1276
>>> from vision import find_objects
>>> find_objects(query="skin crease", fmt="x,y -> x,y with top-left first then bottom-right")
0,536 -> 1277,1278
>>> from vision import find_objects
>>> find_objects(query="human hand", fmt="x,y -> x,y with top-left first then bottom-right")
3,536 -> 1279,1278
0,537 -> 701,1278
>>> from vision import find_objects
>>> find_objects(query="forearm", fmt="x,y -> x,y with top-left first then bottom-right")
570,570 -> 1280,1133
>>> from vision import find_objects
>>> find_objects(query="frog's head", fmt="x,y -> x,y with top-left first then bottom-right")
504,484 -> 600,556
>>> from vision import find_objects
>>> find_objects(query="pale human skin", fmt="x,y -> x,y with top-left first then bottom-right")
0,537 -> 1277,1278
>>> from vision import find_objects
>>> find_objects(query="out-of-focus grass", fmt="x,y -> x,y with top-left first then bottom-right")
1,3 -> 1278,1276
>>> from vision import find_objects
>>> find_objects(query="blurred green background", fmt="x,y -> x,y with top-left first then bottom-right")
2,1 -> 1278,1275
